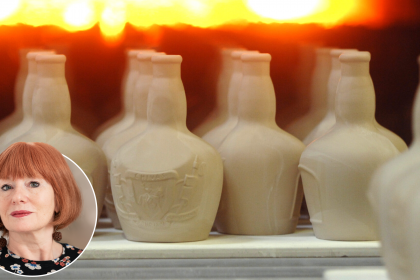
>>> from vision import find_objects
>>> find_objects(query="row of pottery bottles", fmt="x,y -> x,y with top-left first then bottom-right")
299,51 -> 407,240
368,56 -> 420,280
0,51 -> 107,216
203,50 -> 305,235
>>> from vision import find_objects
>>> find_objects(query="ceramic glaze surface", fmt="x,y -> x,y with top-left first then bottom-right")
3,54 -> 108,216
103,52 -> 165,229
111,55 -> 223,242
369,57 -> 420,280
202,50 -> 258,150
286,48 -> 331,140
0,51 -> 55,150
304,49 -> 407,151
299,52 -> 400,241
215,53 -> 305,235
193,48 -> 243,137
95,49 -> 156,147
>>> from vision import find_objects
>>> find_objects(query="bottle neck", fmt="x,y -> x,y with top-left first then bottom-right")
335,61 -> 376,125
32,62 -> 71,127
238,60 -> 276,124
147,62 -> 186,129
227,58 -> 242,117
22,60 -> 38,118
123,58 -> 139,116
217,52 -> 235,110
310,50 -> 331,111
326,56 -> 341,113
134,60 -> 153,121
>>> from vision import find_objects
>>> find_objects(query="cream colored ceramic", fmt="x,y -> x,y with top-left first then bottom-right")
110,55 -> 223,242
0,51 -> 55,151
303,49 -> 357,145
95,49 -> 155,147
3,54 -> 108,216
0,49 -> 33,135
299,52 -> 400,241
193,48 -> 243,137
215,53 -> 305,235
202,50 -> 258,150
304,50 -> 407,152
103,52 -> 165,229
286,48 -> 331,140
369,56 -> 420,280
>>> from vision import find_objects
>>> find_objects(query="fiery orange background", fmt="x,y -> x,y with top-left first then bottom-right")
1,0 -> 419,39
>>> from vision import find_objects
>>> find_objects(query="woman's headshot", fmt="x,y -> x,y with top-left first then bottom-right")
0,142 -> 90,276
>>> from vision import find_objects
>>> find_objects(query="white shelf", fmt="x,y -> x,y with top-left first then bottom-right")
81,219 -> 380,260
324,268 -> 389,280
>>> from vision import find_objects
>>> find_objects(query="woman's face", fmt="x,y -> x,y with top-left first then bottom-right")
0,177 -> 57,234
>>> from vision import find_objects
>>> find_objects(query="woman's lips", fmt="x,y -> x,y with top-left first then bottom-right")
11,210 -> 32,218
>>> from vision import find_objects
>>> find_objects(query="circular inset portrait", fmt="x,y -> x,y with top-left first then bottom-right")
0,142 -> 97,276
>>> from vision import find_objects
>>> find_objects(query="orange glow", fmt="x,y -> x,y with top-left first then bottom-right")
0,0 -> 390,39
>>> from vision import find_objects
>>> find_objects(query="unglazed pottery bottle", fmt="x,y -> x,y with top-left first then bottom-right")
110,55 -> 223,242
215,53 -> 305,235
299,52 -> 400,241
369,56 -> 420,280
304,50 -> 407,151
0,49 -> 33,135
4,54 -> 108,216
0,51 -> 55,150
193,48 -> 243,137
103,51 -> 165,229
95,49 -> 155,147
286,48 -> 331,140
303,49 -> 357,145
202,50 -> 258,150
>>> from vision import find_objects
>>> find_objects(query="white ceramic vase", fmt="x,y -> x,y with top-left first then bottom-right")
0,51 -> 55,150
369,56 -> 420,280
193,48 -> 243,137
299,51 -> 400,241
95,49 -> 155,147
304,49 -> 407,152
110,55 -> 223,242
286,48 -> 331,140
103,51 -> 165,229
3,54 -> 108,216
215,53 -> 305,235
202,50 -> 258,149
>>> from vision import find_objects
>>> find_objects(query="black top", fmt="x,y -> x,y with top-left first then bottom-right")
0,243 -> 82,276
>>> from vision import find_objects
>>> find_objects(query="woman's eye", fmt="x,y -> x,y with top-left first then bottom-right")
30,181 -> 40,188
1,184 -> 12,191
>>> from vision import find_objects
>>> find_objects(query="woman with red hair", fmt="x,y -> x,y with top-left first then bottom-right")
0,142 -> 83,276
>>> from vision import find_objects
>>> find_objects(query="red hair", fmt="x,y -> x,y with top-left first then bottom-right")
0,142 -> 82,234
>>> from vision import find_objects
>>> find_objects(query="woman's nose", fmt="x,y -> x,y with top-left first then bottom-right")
11,181 -> 28,204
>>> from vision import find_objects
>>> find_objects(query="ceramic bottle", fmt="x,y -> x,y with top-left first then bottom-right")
286,48 -> 331,140
303,49 -> 357,145
299,51 -> 400,241
0,49 -> 33,135
4,54 -> 108,216
369,56 -> 420,280
193,48 -> 243,137
103,51 -> 165,229
0,51 -> 55,150
110,55 -> 223,242
95,49 -> 155,147
202,50 -> 258,149
215,53 -> 305,235
304,50 -> 407,152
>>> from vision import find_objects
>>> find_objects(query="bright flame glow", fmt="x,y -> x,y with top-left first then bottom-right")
0,0 -> 20,20
248,0 -> 323,20
64,1 -> 95,28
0,0 -> 382,39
